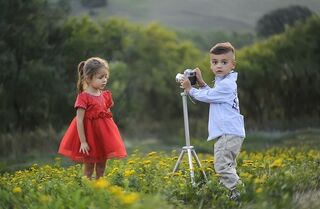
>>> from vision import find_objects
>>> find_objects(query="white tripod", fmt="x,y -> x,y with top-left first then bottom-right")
173,91 -> 208,186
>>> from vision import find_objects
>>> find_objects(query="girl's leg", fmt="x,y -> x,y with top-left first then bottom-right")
84,163 -> 95,179
95,160 -> 107,179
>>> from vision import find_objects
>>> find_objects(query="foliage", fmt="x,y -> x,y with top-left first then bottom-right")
1,147 -> 319,209
1,0 -> 320,140
176,29 -> 256,51
256,5 -> 314,38
236,16 -> 320,129
54,16 -> 204,137
0,0 -> 204,137
81,0 -> 107,8
0,0 -> 68,131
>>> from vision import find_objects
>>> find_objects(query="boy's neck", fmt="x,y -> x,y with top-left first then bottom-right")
216,70 -> 235,79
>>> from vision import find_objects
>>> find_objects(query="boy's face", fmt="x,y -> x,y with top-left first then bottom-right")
210,51 -> 236,77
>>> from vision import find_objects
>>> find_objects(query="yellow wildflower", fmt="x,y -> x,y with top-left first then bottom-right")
109,185 -> 124,196
269,158 -> 284,168
128,160 -> 136,165
254,175 -> 267,184
40,195 -> 51,204
124,169 -> 135,177
147,151 -> 157,157
92,178 -> 109,189
143,160 -> 151,165
240,172 -> 253,179
256,187 -> 263,193
12,187 -> 22,194
121,192 -> 140,205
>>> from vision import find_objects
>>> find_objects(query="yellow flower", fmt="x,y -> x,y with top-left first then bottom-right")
147,151 -> 157,157
269,158 -> 284,168
144,160 -> 151,164
128,160 -> 136,165
121,193 -> 140,205
139,174 -> 145,178
256,187 -> 263,193
92,178 -> 109,189
254,175 -> 267,184
124,169 -> 135,177
12,187 -> 22,194
109,185 -> 124,196
40,195 -> 51,204
240,172 -> 253,179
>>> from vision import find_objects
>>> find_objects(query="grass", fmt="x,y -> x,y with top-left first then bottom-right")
1,144 -> 320,209
1,128 -> 319,173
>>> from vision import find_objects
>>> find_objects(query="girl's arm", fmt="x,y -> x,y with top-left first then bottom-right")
76,108 -> 90,155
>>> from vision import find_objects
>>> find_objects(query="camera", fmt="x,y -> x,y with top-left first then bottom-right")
175,69 -> 197,85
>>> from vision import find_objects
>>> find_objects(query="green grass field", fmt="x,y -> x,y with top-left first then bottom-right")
1,134 -> 319,208
1,128 -> 319,173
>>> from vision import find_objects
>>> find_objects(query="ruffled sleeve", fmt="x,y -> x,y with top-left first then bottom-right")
74,93 -> 87,109
102,90 -> 114,109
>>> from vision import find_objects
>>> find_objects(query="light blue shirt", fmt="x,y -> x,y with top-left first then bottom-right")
189,71 -> 245,141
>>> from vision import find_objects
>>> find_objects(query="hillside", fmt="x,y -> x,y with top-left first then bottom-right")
68,0 -> 320,32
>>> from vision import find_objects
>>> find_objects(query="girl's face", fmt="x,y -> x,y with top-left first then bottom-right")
86,67 -> 109,90
210,51 -> 236,77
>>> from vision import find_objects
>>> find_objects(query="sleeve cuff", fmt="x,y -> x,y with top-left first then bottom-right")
199,83 -> 208,88
189,87 -> 196,96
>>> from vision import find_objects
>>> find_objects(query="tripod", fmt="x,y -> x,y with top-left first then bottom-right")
173,91 -> 208,186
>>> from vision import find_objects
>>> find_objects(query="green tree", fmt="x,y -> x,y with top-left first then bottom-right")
0,0 -> 68,131
238,16 -> 320,128
256,5 -> 313,38
81,0 -> 107,8
51,17 -> 205,137
99,19 -> 205,136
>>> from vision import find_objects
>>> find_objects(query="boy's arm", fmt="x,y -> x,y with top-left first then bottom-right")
188,81 -> 235,103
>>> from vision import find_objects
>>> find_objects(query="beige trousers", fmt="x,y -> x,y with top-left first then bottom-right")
214,134 -> 244,190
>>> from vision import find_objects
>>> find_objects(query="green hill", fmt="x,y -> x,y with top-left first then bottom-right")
67,0 -> 320,32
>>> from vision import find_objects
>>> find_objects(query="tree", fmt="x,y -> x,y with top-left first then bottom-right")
0,0 -> 68,131
256,5 -> 313,38
81,0 -> 107,8
238,16 -> 320,129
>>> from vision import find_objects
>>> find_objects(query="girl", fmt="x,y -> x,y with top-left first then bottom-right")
58,57 -> 127,179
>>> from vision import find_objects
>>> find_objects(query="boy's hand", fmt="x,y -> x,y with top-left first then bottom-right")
194,68 -> 206,87
180,77 -> 192,92
79,142 -> 90,155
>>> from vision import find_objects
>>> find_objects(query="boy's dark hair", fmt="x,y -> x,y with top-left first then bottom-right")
210,42 -> 235,58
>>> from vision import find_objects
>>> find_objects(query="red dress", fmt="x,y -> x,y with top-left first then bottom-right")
58,90 -> 127,163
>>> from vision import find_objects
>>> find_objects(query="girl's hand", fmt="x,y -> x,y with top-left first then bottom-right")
79,142 -> 90,155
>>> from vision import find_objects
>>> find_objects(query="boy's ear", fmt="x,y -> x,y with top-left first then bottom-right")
232,60 -> 236,69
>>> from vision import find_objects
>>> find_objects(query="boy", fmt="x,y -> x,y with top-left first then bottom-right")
180,42 -> 245,201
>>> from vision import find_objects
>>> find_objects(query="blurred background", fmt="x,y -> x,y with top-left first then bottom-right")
0,0 -> 319,171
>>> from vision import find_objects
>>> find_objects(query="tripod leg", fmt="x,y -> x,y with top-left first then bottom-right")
187,148 -> 195,185
173,150 -> 185,172
192,149 -> 208,181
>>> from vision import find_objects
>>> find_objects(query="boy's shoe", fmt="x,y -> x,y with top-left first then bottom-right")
229,189 -> 241,203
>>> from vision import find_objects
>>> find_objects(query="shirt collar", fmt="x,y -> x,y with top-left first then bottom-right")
215,70 -> 237,82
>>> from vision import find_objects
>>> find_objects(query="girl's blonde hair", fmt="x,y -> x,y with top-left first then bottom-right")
77,57 -> 109,92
